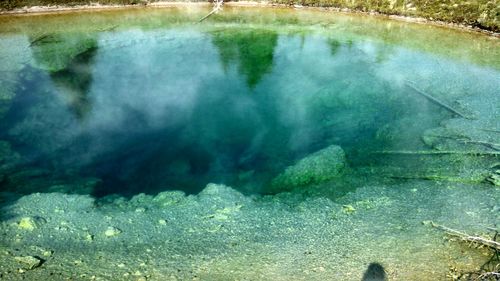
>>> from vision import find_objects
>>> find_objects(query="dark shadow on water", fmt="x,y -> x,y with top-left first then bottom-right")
211,28 -> 278,88
362,263 -> 387,281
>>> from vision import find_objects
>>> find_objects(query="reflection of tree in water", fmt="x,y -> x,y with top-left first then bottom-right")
212,29 -> 278,88
50,46 -> 97,119
327,38 -> 341,56
30,33 -> 98,119
327,37 -> 394,64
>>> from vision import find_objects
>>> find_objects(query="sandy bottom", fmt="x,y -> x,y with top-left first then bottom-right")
0,178 -> 497,280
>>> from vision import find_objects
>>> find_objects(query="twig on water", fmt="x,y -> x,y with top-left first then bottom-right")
405,80 -> 471,119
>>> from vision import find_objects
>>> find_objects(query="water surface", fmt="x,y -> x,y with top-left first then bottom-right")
1,7 -> 498,197
0,7 -> 499,281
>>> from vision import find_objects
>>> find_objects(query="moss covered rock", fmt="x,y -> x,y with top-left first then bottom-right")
271,145 -> 346,192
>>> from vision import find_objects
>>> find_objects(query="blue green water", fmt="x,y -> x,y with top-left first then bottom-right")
0,7 -> 499,198
0,7 -> 499,280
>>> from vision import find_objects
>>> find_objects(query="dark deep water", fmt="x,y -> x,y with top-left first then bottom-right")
0,7 -> 499,198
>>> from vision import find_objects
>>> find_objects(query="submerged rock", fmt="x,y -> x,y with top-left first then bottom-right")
17,216 -> 46,231
271,145 -> 346,192
153,191 -> 186,207
14,256 -> 43,270
197,183 -> 249,208
104,226 -> 122,237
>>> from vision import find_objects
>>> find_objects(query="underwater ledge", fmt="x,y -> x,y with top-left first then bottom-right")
0,1 -> 499,35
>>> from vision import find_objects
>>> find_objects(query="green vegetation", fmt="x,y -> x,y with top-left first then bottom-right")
293,0 -> 499,32
0,0 -> 148,10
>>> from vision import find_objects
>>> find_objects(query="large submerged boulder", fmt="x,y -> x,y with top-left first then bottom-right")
270,145 -> 346,192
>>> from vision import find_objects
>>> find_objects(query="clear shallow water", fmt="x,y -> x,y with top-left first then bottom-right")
0,7 -> 499,198
0,7 -> 499,281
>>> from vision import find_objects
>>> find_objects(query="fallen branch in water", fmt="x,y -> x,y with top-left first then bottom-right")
98,25 -> 118,32
30,34 -> 50,46
428,222 -> 500,280
430,222 -> 500,251
429,135 -> 500,151
199,0 -> 223,22
388,174 -> 463,181
481,128 -> 500,134
371,150 -> 500,156
478,271 -> 500,279
462,140 -> 500,151
405,81 -> 471,119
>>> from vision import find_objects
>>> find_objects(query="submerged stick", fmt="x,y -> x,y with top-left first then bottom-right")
405,81 -> 471,119
30,34 -> 50,46
429,135 -> 500,151
199,9 -> 218,22
371,150 -> 500,156
98,25 -> 118,32
481,128 -> 500,134
389,175 -> 461,181
430,222 -> 500,251
478,272 -> 500,279
463,140 -> 500,151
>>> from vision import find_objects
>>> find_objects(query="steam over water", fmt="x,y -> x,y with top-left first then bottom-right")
0,8 -> 499,197
0,7 -> 499,280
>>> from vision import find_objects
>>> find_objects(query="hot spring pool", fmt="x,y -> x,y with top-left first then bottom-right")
0,6 -> 499,280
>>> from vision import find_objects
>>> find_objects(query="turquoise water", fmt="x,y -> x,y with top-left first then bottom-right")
0,8 -> 497,197
0,7 -> 499,280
